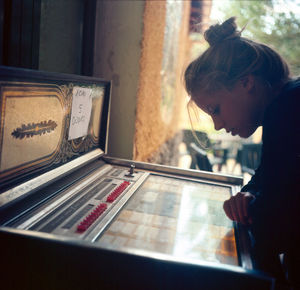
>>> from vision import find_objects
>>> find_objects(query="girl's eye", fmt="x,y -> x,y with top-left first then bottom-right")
214,105 -> 220,115
208,105 -> 220,115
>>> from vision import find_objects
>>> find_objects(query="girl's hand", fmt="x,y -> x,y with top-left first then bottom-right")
223,192 -> 255,225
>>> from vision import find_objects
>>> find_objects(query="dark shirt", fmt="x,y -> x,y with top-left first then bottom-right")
242,78 -> 300,253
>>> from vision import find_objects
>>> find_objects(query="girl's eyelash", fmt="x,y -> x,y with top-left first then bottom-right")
208,105 -> 220,115
214,106 -> 220,115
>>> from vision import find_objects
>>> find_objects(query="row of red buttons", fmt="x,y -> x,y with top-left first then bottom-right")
76,181 -> 131,233
106,181 -> 130,203
77,203 -> 107,232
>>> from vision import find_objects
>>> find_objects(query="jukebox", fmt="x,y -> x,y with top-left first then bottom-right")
0,66 -> 273,289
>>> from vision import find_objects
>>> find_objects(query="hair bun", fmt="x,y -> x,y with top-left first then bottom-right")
204,17 -> 240,46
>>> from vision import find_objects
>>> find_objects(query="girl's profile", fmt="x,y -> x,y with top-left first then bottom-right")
184,17 -> 300,290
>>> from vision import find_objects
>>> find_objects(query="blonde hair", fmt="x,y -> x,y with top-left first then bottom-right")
184,17 -> 290,97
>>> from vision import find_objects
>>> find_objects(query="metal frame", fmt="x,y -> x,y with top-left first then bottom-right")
103,156 -> 243,186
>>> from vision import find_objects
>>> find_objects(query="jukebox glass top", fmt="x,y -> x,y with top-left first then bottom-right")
97,174 -> 238,266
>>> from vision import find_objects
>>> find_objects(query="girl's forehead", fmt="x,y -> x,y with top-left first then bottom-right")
192,94 -> 213,112
193,90 -> 220,104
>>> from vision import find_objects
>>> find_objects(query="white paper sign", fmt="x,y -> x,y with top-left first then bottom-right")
68,87 -> 93,140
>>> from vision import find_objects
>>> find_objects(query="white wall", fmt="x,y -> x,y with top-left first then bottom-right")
93,0 -> 145,159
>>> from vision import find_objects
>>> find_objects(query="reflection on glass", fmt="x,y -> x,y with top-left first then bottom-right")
97,175 -> 238,266
160,0 -> 183,124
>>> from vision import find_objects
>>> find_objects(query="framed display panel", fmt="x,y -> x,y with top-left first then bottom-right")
0,66 -> 110,191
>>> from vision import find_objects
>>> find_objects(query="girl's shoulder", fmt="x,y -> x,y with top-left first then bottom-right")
281,77 -> 300,97
263,78 -> 300,129
274,77 -> 300,111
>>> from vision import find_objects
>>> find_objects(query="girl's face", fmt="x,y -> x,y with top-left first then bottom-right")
193,78 -> 264,138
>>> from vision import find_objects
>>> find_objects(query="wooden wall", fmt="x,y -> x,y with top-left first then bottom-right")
134,0 -> 191,163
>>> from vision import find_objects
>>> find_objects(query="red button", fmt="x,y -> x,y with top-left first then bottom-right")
106,181 -> 130,203
76,203 -> 107,233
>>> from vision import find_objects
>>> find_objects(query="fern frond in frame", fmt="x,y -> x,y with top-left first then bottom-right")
11,120 -> 58,139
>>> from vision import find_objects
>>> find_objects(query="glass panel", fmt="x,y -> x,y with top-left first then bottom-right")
97,174 -> 238,266
160,0 -> 183,124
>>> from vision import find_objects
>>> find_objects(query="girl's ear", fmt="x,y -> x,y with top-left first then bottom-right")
240,75 -> 255,93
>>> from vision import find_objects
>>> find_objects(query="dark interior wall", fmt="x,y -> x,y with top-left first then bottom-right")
1,0 -> 41,69
39,0 -> 84,74
0,0 -> 96,75
0,0 -> 4,65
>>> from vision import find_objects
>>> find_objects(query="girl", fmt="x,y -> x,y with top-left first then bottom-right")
184,17 -> 300,289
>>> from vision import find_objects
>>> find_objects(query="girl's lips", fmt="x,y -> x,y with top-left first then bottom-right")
226,128 -> 238,136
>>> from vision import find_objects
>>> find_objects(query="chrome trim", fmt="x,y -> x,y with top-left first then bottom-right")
103,156 -> 243,185
104,83 -> 112,155
0,149 -> 104,207
148,170 -> 235,189
231,185 -> 253,270
237,224 -> 253,270
16,164 -> 112,230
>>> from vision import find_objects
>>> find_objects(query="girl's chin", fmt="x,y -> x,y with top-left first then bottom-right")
238,128 -> 257,138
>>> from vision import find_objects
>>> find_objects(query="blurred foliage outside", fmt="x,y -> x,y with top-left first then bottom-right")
214,0 -> 300,76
